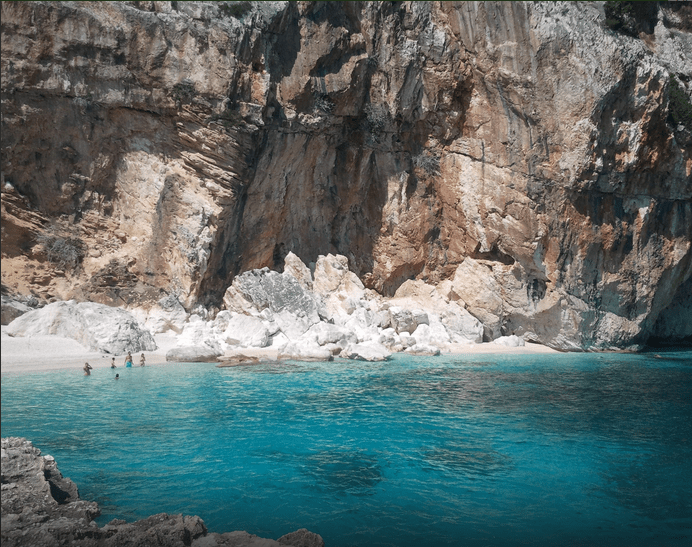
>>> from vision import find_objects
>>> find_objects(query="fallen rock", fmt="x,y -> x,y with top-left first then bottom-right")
5,301 -> 156,354
492,335 -> 525,347
278,341 -> 334,362
1,297 -> 32,325
223,268 -> 323,339
222,314 -> 272,348
283,252 -> 313,291
216,355 -> 261,367
405,344 -> 442,356
166,346 -> 222,362
301,322 -> 357,348
341,342 -> 392,362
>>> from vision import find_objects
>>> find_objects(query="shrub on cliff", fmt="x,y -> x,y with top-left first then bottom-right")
35,225 -> 85,271
219,2 -> 252,19
668,75 -> 692,131
171,80 -> 196,106
413,152 -> 440,177
604,1 -> 659,37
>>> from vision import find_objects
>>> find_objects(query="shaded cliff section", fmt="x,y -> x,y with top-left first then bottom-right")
1,1 -> 691,349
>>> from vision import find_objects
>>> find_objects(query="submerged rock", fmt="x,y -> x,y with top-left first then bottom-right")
166,346 -> 222,363
0,437 -> 323,547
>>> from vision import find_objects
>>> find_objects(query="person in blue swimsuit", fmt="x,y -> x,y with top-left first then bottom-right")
125,352 -> 133,367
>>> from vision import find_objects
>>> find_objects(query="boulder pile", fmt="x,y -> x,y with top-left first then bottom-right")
2,253 -> 491,362
164,252 -> 484,362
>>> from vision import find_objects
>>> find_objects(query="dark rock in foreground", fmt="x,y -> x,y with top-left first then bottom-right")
1,438 -> 324,547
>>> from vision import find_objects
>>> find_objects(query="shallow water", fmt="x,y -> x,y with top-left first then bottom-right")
2,352 -> 691,546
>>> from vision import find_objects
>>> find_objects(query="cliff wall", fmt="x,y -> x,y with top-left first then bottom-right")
2,1 -> 691,349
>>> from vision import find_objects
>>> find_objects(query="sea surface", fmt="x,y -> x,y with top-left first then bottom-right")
2,352 -> 691,546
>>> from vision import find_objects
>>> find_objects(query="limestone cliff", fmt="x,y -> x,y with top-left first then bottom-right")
2,1 -> 691,349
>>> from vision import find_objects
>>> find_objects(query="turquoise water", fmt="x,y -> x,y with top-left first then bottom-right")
2,352 -> 691,546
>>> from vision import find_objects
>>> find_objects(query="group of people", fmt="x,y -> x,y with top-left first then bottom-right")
112,352 -> 146,368
83,352 -> 146,377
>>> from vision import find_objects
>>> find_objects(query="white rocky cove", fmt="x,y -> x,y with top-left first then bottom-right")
4,253 -> 488,362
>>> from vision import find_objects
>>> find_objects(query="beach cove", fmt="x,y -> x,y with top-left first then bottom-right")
3,350 -> 691,546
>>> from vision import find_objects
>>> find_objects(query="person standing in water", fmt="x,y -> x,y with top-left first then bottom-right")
125,352 -> 133,367
111,357 -> 117,369
139,353 -> 146,367
83,362 -> 93,376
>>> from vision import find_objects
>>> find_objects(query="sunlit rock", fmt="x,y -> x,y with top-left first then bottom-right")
5,301 -> 156,354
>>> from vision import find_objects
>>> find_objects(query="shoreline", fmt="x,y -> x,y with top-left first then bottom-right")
1,330 -> 560,375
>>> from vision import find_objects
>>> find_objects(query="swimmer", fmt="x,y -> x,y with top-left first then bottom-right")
111,357 -> 117,369
139,353 -> 146,367
115,374 -> 119,380
83,362 -> 93,376
125,352 -> 133,367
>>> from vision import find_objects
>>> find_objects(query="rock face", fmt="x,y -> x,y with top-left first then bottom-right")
1,2 -> 691,350
5,301 -> 156,354
0,437 -> 325,547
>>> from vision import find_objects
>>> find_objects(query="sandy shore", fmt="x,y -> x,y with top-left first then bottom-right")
1,327 -> 559,375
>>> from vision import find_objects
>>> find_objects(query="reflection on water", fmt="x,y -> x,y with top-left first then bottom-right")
304,450 -> 383,495
421,442 -> 512,476
2,352 -> 691,547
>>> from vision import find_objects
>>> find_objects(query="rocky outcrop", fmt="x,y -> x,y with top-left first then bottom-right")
0,437 -> 325,547
5,301 -> 156,354
1,2 -> 690,350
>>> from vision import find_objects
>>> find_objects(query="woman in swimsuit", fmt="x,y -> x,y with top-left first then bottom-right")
83,362 -> 93,376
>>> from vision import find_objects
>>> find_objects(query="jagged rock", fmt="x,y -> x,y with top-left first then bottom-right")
439,304 -> 484,344
166,346 -> 222,363
341,342 -> 392,362
141,295 -> 190,334
176,317 -> 224,353
277,528 -> 325,547
301,322 -> 357,348
389,307 -> 428,335
405,344 -> 442,356
5,301 -> 156,354
222,314 -> 272,348
224,268 -> 322,339
313,254 -> 367,319
0,297 -> 32,325
410,321 -> 451,349
493,335 -> 526,347
283,252 -> 313,291
278,341 -> 333,362
450,258 -> 504,341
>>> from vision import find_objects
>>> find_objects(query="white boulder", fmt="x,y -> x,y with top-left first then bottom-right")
5,301 -> 156,354
222,314 -> 272,348
278,341 -> 334,361
405,344 -> 441,356
492,335 -> 525,347
341,341 -> 392,362
165,346 -> 222,362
